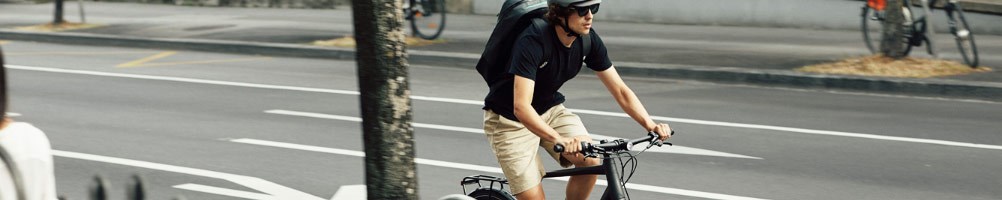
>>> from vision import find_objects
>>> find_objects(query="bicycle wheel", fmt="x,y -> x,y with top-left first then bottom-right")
467,188 -> 515,200
861,6 -> 882,54
861,5 -> 913,55
948,5 -> 979,67
410,0 -> 446,40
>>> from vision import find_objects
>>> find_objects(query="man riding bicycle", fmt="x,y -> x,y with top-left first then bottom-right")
480,0 -> 673,199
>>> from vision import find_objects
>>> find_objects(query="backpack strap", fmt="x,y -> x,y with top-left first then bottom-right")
529,18 -> 593,68
581,33 -> 591,60
531,18 -> 554,68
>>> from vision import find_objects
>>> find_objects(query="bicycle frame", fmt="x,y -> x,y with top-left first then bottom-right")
463,133 -> 668,200
542,155 -> 630,199
462,153 -> 631,200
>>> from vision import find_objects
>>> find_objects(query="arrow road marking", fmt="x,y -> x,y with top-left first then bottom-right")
230,138 -> 768,200
9,64 -> 1001,151
330,185 -> 366,200
265,109 -> 760,159
52,150 -> 325,200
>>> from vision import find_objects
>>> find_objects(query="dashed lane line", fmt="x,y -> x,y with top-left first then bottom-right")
135,57 -> 272,67
265,109 -> 762,159
117,51 -> 178,68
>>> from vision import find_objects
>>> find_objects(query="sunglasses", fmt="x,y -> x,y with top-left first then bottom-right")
571,4 -> 600,16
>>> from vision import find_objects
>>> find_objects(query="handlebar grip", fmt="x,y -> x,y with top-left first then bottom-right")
553,142 -> 591,153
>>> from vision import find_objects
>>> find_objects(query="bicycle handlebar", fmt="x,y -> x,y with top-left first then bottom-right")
554,131 -> 674,154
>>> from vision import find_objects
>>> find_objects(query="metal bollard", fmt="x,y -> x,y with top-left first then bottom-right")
126,174 -> 146,200
82,173 -> 184,200
88,175 -> 110,200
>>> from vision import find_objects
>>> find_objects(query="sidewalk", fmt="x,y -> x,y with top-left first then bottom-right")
1,2 -> 1000,100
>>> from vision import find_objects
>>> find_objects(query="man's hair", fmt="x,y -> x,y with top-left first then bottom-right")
545,3 -> 574,27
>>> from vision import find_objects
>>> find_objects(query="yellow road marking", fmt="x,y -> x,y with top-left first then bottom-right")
6,51 -> 154,56
117,51 -> 178,68
136,57 -> 272,67
0,40 -> 8,45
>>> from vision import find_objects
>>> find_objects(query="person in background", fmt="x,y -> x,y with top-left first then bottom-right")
0,46 -> 59,200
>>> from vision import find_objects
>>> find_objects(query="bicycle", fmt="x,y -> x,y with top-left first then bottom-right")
459,131 -> 674,200
403,0 -> 447,40
861,0 -> 979,67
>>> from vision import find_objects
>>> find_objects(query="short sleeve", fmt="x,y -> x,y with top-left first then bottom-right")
584,30 -> 612,71
507,32 -> 546,80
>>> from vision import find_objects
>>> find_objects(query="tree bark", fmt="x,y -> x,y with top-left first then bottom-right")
881,0 -> 908,58
53,0 -> 65,24
351,0 -> 417,199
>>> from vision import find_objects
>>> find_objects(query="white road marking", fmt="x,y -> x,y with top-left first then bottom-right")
575,109 -> 1002,151
5,112 -> 20,117
52,150 -> 325,200
329,185 -> 366,200
174,184 -> 272,200
9,64 -> 1000,151
230,138 -> 769,200
266,109 -> 760,159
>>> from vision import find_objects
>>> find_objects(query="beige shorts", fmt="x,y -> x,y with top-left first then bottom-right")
482,104 -> 589,195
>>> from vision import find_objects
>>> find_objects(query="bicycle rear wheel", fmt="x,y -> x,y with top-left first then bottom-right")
948,5 -> 979,67
467,188 -> 515,200
860,5 -> 913,55
861,6 -> 882,54
410,0 -> 446,40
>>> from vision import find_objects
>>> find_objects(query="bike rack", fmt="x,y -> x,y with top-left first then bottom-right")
460,175 -> 509,195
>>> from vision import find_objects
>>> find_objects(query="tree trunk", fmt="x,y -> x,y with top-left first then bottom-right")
350,0 -> 418,199
53,0 -> 65,24
881,0 -> 908,58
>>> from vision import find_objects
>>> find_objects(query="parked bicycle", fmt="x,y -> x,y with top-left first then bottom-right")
404,0 -> 447,40
459,131 -> 674,200
861,0 -> 979,67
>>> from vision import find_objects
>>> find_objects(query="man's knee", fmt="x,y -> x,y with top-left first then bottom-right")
563,152 -> 600,167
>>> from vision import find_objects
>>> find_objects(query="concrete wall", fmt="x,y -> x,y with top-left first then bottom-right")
7,0 -> 998,34
474,0 -> 1002,35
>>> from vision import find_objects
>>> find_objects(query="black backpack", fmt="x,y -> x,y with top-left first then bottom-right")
475,0 -> 591,87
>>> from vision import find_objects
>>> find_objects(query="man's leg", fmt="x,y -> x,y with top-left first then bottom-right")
563,151 -> 601,200
542,104 -> 601,200
514,184 -> 546,200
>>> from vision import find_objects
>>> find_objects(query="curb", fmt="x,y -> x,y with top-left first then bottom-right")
2,29 -> 1001,101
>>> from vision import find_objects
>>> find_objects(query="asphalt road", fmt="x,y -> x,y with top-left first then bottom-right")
3,41 -> 1002,200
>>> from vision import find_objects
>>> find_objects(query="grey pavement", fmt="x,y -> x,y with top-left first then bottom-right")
1,2 -> 1002,101
6,41 -> 1002,200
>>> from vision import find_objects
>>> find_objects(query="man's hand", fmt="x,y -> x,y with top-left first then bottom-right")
651,123 -> 672,141
555,136 -> 583,153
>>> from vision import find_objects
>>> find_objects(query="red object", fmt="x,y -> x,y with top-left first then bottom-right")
868,0 -> 887,11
